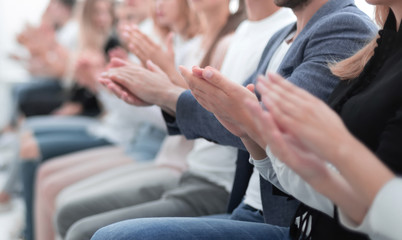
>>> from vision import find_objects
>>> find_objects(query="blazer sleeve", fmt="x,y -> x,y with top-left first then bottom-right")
162,90 -> 246,150
284,13 -> 377,102
162,13 -> 376,150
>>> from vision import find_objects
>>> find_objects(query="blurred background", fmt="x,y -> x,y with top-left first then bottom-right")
0,0 -> 375,128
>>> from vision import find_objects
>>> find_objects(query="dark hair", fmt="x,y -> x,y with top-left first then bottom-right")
199,0 -> 246,68
59,0 -> 77,9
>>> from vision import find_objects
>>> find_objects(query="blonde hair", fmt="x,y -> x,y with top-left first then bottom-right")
78,0 -> 113,51
330,6 -> 389,80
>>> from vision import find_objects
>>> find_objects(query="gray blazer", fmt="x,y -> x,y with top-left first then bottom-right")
163,0 -> 377,151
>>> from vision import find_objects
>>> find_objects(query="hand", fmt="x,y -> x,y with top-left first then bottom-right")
101,58 -> 185,112
52,102 -> 83,116
123,26 -> 187,87
74,51 -> 105,92
244,98 -> 330,182
99,58 -> 150,106
108,47 -> 128,61
180,65 -> 259,138
124,25 -> 174,68
255,73 -> 350,163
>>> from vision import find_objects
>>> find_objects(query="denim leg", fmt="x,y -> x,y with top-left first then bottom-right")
230,202 -> 265,223
22,131 -> 110,240
22,160 -> 38,240
91,217 -> 291,240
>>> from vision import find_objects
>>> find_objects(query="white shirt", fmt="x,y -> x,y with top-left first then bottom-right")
88,18 -> 168,145
180,33 -> 236,192
339,178 -> 402,240
88,89 -> 166,145
250,146 -> 335,217
220,8 -> 296,86
223,9 -> 295,210
56,20 -> 79,51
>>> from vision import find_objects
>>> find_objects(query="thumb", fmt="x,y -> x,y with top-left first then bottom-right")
109,58 -> 127,68
246,84 -> 255,93
165,32 -> 175,56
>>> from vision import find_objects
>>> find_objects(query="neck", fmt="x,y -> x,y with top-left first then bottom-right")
391,3 -> 402,30
136,15 -> 148,25
292,0 -> 328,40
245,0 -> 280,21
198,4 -> 230,45
200,4 -> 230,37
171,18 -> 189,39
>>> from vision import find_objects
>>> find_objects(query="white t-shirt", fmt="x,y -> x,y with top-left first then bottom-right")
178,33 -> 237,192
220,8 -> 296,86
88,18 -> 167,145
88,90 -> 166,145
233,9 -> 295,210
56,20 -> 79,51
155,34 -> 204,172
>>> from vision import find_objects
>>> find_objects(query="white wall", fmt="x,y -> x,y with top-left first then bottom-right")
0,0 -> 50,82
0,0 -> 49,127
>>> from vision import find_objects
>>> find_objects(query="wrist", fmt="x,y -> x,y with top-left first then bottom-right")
159,86 -> 185,116
241,137 -> 267,160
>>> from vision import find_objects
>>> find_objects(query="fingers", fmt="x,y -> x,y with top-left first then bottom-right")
179,66 -> 195,85
179,66 -> 223,111
267,72 -> 315,103
261,95 -> 294,134
109,58 -> 128,68
257,75 -> 305,123
246,84 -> 255,93
201,66 -> 233,93
146,60 -> 163,74
126,27 -> 156,63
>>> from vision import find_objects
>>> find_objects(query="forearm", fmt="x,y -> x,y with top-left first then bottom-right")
173,91 -> 246,149
329,136 -> 394,206
241,137 -> 267,160
311,169 -> 368,223
157,86 -> 185,116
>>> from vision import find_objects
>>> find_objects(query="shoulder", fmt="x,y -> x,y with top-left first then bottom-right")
210,33 -> 234,69
311,10 -> 377,37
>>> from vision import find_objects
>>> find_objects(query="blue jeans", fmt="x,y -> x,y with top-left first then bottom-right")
22,126 -> 110,240
91,217 -> 291,240
12,78 -> 64,121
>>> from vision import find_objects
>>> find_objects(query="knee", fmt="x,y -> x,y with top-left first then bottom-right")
36,163 -> 54,184
91,219 -> 174,240
20,132 -> 40,160
37,178 -> 59,204
91,221 -> 135,240
55,201 -> 80,238
65,218 -> 97,240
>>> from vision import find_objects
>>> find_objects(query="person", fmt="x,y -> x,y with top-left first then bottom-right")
99,0 -> 376,231
9,0 -> 80,120
118,2 -> 402,240
53,1 -> 246,239
34,0 -> 196,239
62,2 -> 295,238
16,1 -> 118,239
243,70 -> 401,240
94,0 -> 377,239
